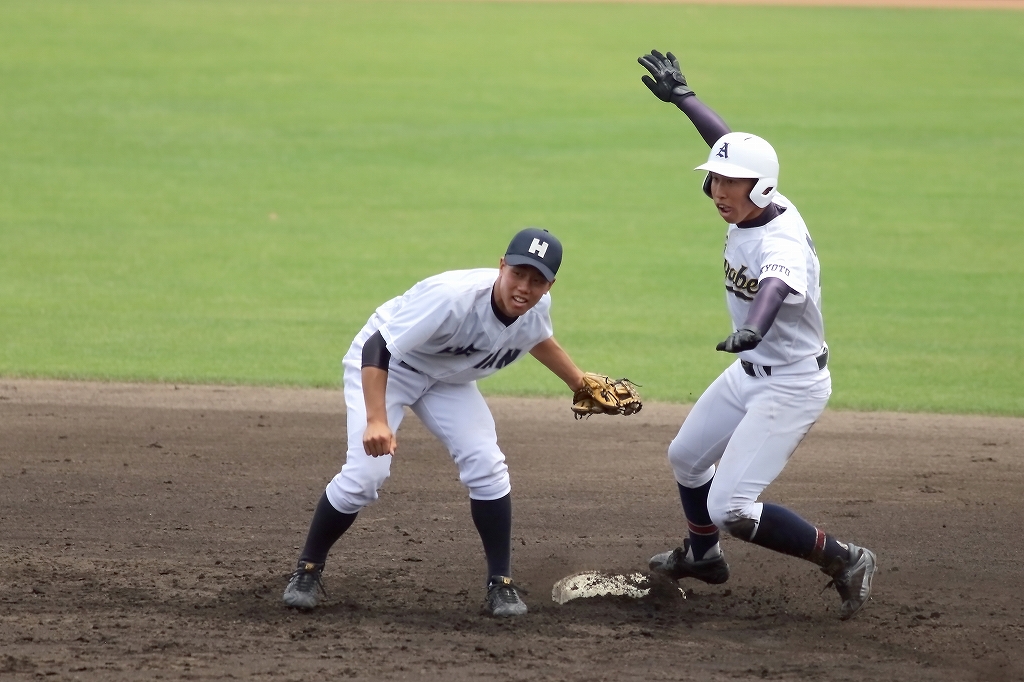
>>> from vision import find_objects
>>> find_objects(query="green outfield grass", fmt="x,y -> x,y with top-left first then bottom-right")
1,1 -> 1022,414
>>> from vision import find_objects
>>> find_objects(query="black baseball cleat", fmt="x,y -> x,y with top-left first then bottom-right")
824,543 -> 877,620
649,539 -> 730,585
485,576 -> 528,617
282,560 -> 326,610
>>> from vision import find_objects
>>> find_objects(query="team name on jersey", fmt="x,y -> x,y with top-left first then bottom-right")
472,348 -> 522,370
437,344 -> 523,371
439,344 -> 484,357
723,260 -> 759,301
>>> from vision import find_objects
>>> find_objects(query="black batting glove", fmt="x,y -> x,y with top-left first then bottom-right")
638,49 -> 694,103
716,326 -> 762,353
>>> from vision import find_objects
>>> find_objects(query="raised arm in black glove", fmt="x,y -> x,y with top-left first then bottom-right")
637,49 -> 730,147
638,49 -> 694,103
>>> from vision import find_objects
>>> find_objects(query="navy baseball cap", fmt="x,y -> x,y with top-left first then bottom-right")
503,228 -> 562,282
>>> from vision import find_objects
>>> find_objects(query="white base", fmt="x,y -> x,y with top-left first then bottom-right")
551,571 -> 685,605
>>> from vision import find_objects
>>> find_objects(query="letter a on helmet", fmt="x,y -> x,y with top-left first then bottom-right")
696,133 -> 780,209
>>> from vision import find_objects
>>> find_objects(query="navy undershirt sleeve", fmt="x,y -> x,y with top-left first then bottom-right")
674,94 -> 731,148
361,330 -> 391,370
744,277 -> 795,336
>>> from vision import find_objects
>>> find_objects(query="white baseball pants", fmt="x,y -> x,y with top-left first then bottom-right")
668,359 -> 831,531
325,333 -> 511,515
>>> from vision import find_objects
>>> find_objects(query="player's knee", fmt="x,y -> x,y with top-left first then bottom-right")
326,467 -> 390,515
458,453 -> 510,500
325,482 -> 375,515
460,468 -> 510,500
707,498 -> 758,541
709,507 -> 756,540
465,476 -> 511,500
667,439 -> 709,486
722,517 -> 758,541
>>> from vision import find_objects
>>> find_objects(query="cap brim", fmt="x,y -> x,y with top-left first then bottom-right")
693,159 -> 760,178
503,255 -> 556,282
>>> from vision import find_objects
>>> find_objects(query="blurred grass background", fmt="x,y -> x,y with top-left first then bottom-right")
0,1 -> 1022,414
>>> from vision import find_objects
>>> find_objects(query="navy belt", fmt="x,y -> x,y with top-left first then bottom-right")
741,347 -> 828,378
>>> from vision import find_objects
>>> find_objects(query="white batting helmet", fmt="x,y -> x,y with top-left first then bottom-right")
695,132 -> 779,209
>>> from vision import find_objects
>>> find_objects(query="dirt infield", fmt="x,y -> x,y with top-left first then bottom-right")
2,379 -> 1023,681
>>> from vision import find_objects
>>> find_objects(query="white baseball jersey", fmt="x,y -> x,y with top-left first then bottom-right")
370,268 -> 554,383
328,267 -> 551,512
721,194 -> 825,367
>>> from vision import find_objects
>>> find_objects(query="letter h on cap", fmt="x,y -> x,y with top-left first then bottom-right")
529,238 -> 549,258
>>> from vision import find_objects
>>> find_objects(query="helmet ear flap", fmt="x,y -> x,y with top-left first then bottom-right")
702,173 -> 713,198
749,177 -> 777,209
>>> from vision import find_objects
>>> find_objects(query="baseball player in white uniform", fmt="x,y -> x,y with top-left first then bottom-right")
638,50 -> 877,619
283,228 -> 589,617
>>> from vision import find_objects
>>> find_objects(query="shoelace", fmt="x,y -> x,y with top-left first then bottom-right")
822,571 -> 852,599
488,579 -> 528,602
493,586 -> 521,604
290,567 -> 328,598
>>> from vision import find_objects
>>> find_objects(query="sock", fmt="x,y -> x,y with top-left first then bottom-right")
677,481 -> 720,560
298,492 -> 358,565
752,503 -> 850,571
470,493 -> 512,583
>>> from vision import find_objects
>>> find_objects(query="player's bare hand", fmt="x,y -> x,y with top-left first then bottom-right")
716,326 -> 762,353
638,49 -> 694,103
363,419 -> 397,457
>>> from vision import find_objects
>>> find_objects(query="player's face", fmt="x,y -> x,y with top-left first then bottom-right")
494,260 -> 553,317
709,173 -> 762,224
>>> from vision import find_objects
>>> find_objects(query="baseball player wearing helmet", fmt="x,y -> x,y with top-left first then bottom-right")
283,228 -> 590,617
637,50 -> 877,620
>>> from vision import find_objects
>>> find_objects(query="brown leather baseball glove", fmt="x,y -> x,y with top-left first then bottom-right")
571,372 -> 643,420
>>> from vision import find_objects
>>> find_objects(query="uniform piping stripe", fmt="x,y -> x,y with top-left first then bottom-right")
687,521 -> 719,536
809,529 -> 826,564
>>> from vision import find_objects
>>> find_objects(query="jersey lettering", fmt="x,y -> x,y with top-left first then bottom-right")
529,238 -> 549,258
439,344 -> 483,357
723,260 -> 759,300
761,263 -> 792,277
473,348 -> 522,370
716,142 -> 729,159
495,349 -> 521,369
